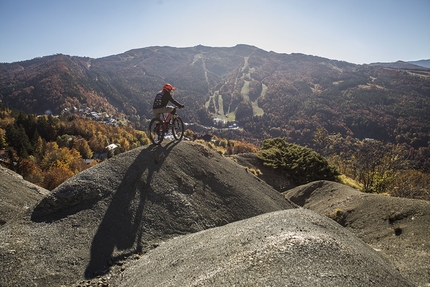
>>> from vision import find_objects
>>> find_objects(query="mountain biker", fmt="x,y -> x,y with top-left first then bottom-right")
152,83 -> 184,120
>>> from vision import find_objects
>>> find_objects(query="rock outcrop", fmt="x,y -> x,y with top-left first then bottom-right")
1,141 -> 295,286
284,180 -> 430,286
0,165 -> 48,225
0,142 -> 426,286
118,209 -> 413,287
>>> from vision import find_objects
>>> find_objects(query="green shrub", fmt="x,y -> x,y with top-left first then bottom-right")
257,137 -> 339,185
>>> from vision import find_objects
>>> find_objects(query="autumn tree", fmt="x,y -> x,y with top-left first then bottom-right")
135,131 -> 150,146
31,130 -> 44,157
388,170 -> 430,200
225,140 -> 258,155
18,158 -> 44,186
312,127 -> 416,194
184,129 -> 195,140
0,108 -> 154,190
88,131 -> 109,152
0,128 -> 5,149
235,101 -> 253,121
40,142 -> 83,172
73,136 -> 93,159
43,162 -> 75,190
118,137 -> 130,153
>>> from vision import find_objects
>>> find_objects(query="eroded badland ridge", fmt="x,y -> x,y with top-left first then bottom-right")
1,141 -> 429,286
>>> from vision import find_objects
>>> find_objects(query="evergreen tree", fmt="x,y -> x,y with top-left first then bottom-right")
257,137 -> 339,185
16,112 -> 37,140
5,124 -> 33,157
36,115 -> 61,142
17,125 -> 33,157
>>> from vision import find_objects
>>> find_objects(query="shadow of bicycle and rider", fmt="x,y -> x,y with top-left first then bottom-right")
84,140 -> 179,278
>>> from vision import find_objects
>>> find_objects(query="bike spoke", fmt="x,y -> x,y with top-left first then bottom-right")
149,118 -> 164,144
172,117 -> 184,141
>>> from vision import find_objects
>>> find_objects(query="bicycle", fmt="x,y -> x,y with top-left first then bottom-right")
148,107 -> 185,145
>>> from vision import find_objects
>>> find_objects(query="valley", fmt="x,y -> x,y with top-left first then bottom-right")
1,44 -> 429,196
0,45 -> 430,286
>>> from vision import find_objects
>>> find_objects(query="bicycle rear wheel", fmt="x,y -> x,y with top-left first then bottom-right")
172,116 -> 184,141
149,118 -> 164,145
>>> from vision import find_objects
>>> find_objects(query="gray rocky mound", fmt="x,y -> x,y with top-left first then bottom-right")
0,165 -> 48,225
284,180 -> 430,286
0,141 -> 425,286
1,141 -> 295,286
117,209 -> 413,287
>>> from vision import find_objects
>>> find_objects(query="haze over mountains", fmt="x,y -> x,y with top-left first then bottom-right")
370,59 -> 430,70
1,45 -> 429,149
408,59 -> 430,69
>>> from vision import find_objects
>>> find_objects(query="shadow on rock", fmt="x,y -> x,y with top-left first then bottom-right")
83,141 -> 178,278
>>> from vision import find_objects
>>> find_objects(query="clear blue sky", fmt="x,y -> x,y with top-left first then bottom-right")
1,0 -> 429,64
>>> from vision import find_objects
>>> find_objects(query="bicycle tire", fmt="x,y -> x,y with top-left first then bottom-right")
172,116 -> 184,141
149,118 -> 164,145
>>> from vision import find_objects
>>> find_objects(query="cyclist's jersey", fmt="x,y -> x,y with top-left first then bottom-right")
152,91 -> 181,109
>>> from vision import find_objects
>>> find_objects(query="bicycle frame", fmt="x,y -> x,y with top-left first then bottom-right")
160,107 -> 177,129
163,112 -> 172,123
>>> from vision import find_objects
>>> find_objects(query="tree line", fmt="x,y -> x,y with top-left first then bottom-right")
312,127 -> 429,200
0,107 -> 149,190
1,106 -> 429,200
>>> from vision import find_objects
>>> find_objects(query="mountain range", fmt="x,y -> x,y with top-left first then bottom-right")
1,46 -> 430,286
370,59 -> 430,70
0,45 -> 429,149
406,59 -> 430,69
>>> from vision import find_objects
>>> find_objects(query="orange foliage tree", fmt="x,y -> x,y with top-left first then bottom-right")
39,142 -> 87,189
18,158 -> 44,186
43,162 -> 76,190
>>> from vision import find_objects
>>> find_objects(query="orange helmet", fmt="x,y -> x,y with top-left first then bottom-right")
163,83 -> 175,92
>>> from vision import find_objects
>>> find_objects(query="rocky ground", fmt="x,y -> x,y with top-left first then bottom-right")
0,165 -> 48,225
284,181 -> 430,286
117,208 -> 412,287
0,141 -> 428,286
1,141 -> 294,286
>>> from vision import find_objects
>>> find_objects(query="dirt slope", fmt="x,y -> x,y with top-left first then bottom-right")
0,165 -> 48,225
0,141 -> 295,286
232,152 -> 295,192
284,180 -> 430,286
117,209 -> 413,287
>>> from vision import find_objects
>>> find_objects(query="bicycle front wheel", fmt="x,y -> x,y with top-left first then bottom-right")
172,116 -> 184,141
149,118 -> 164,145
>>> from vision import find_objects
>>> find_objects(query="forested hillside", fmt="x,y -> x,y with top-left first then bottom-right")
0,107 -> 150,190
1,45 -> 429,146
0,45 -> 429,196
1,45 -> 429,149
0,106 -> 262,190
